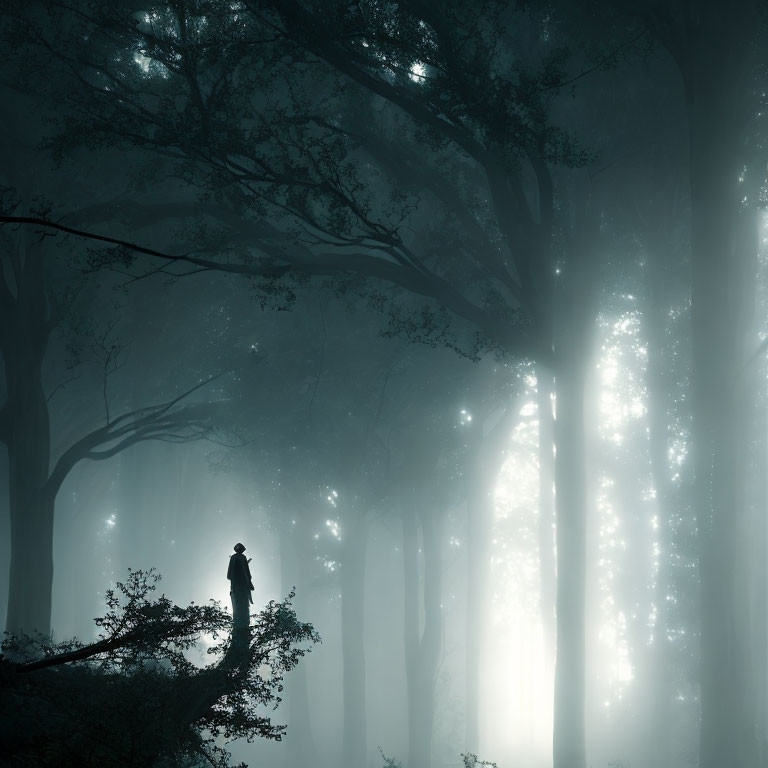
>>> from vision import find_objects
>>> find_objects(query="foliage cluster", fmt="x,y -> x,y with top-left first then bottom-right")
0,569 -> 319,767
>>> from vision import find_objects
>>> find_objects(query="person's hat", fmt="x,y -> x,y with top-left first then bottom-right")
234,542 -> 246,553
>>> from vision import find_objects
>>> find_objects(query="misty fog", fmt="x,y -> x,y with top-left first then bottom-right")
1,2 -> 767,768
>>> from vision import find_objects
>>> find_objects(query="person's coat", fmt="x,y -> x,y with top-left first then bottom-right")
227,552 -> 254,604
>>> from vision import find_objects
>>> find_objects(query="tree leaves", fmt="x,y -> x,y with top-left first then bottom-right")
1,569 -> 320,766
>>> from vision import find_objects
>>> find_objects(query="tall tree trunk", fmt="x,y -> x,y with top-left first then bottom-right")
0,448 -> 8,630
692,221 -> 759,768
636,5 -> 765,762
280,524 -> 318,768
404,501 -> 443,768
403,506 -> 420,764
537,375 -> 557,658
746,351 -> 768,765
748,298 -> 768,761
7,454 -> 54,636
2,244 -> 54,636
550,198 -> 599,768
417,505 -> 443,768
341,510 -> 369,768
463,401 -> 520,753
464,459 -> 489,754
685,48 -> 761,768
551,347 -> 588,768
643,295 -> 676,768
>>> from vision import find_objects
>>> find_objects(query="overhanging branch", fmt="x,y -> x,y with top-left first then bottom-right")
43,375 -> 223,504
0,215 -> 532,354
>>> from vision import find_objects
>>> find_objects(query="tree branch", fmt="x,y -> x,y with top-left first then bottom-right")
44,375 -> 223,503
262,0 -> 492,165
15,630 -> 142,673
0,216 -> 532,354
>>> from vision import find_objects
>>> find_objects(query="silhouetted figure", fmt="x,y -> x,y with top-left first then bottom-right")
227,543 -> 253,629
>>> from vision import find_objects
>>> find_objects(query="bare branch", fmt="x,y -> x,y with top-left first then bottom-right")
44,373 -> 225,503
0,215 -> 531,353
46,375 -> 80,404
0,215 -> 196,265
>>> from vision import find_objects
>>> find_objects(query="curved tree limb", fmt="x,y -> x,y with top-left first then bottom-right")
0,215 -> 533,355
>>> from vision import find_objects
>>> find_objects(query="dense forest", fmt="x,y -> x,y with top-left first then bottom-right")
1,1 -> 767,767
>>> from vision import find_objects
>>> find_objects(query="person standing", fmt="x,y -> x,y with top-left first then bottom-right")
227,542 -> 253,629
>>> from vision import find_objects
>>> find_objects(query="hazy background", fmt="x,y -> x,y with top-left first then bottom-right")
2,2 -> 767,767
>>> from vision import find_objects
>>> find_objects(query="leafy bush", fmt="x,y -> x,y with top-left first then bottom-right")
0,569 -> 319,767
462,754 -> 499,768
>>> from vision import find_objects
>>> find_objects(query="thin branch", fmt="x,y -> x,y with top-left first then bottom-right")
203,434 -> 260,448
266,0 -> 491,165
46,375 -> 81,404
107,371 -> 225,430
84,427 -> 208,460
0,215 -> 529,353
0,215 -> 193,264
538,31 -> 649,93
15,631 -> 140,673
44,373 -> 225,502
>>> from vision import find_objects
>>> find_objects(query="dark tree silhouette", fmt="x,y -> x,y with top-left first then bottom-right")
0,569 -> 319,767
0,216 -> 220,635
0,5 -> 602,763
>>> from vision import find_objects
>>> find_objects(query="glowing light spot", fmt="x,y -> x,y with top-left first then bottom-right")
134,52 -> 151,72
409,62 -> 426,81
